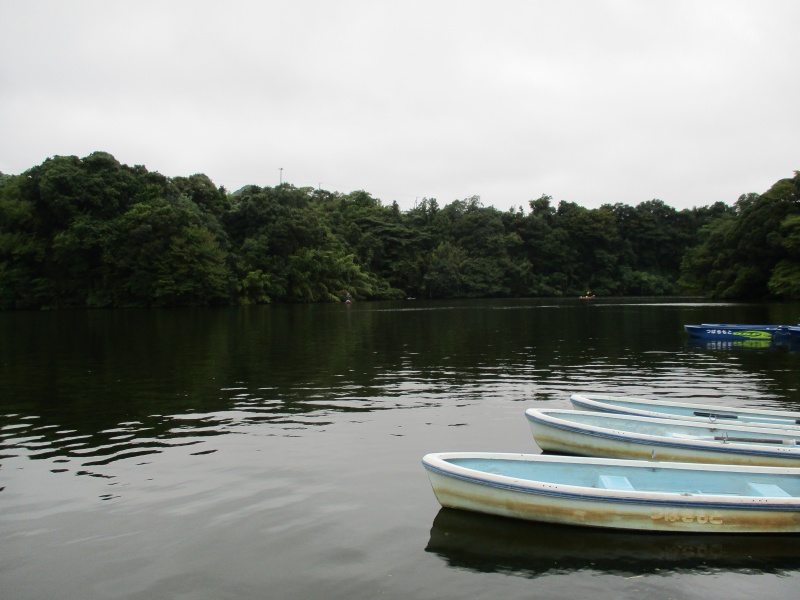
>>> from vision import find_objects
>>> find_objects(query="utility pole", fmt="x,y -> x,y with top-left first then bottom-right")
279,167 -> 283,185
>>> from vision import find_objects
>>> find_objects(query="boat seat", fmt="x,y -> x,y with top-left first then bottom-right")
746,482 -> 791,497
598,475 -> 635,491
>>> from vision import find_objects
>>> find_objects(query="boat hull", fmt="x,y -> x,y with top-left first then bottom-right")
570,393 -> 800,430
684,324 -> 790,341
422,453 -> 800,533
526,409 -> 800,467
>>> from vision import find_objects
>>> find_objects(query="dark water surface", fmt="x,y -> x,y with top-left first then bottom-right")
2,298 -> 800,599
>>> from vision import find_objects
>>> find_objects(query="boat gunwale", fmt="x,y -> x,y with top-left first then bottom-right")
570,394 -> 800,421
695,323 -> 790,330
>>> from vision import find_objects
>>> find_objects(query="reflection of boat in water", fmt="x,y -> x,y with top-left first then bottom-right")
686,338 -> 788,352
426,508 -> 800,577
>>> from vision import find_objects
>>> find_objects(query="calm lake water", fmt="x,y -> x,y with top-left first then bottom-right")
2,298 -> 800,600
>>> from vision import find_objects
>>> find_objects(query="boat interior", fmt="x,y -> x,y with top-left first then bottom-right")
443,456 -> 800,498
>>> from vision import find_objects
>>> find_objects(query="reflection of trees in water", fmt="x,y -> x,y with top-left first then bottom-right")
2,300 -> 799,469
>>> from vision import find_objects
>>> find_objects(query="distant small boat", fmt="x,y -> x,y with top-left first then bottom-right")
422,452 -> 800,533
570,394 -> 800,430
525,409 -> 800,467
684,324 -> 792,341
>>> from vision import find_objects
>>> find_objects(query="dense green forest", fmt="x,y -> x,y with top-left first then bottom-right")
0,152 -> 798,308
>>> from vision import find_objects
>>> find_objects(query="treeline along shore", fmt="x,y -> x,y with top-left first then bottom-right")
0,152 -> 798,309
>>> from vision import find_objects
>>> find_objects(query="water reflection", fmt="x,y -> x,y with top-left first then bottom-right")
2,299 -> 800,474
426,508 -> 800,577
0,413 -> 217,482
3,300 -> 800,598
686,338 -> 800,352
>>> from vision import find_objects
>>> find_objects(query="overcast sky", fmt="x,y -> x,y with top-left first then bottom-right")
1,0 -> 798,213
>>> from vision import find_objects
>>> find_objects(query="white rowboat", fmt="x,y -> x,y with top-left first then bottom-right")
422,452 -> 800,533
570,394 -> 800,430
525,408 -> 800,467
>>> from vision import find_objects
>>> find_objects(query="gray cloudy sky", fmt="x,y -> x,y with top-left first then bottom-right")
1,0 -> 798,212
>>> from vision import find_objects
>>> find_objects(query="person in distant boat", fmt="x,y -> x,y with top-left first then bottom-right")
345,292 -> 352,303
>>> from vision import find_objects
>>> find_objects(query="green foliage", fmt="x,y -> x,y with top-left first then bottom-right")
423,242 -> 467,298
678,172 -> 800,299
238,270 -> 272,305
0,153 -> 796,308
619,267 -> 675,295
767,214 -> 800,299
768,260 -> 800,298
0,154 -> 233,308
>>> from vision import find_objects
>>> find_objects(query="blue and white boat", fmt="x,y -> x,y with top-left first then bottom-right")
525,409 -> 800,467
570,394 -> 800,430
684,323 -> 792,341
422,452 -> 800,533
